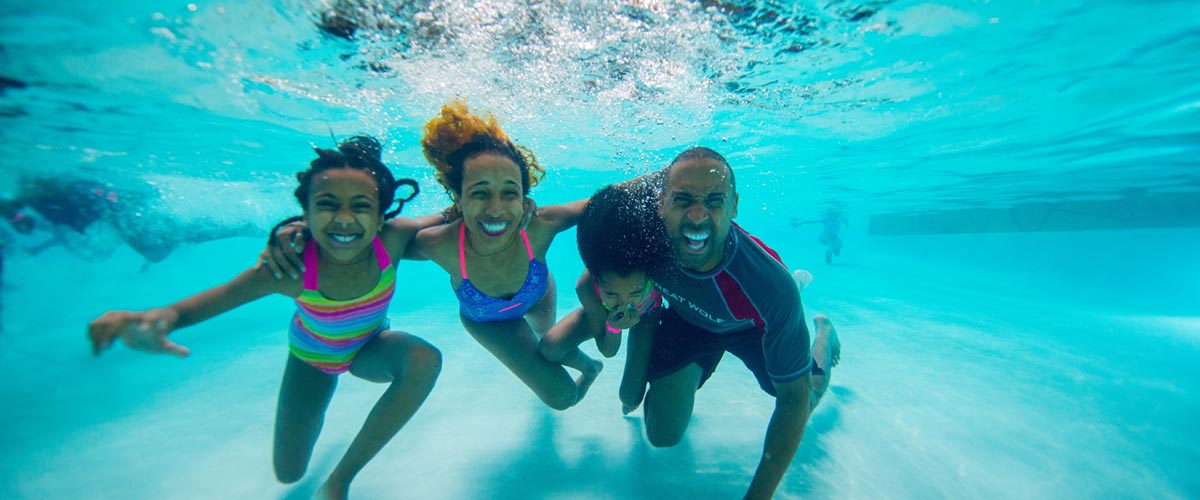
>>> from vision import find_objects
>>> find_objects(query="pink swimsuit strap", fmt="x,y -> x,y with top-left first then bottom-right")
303,237 -> 390,290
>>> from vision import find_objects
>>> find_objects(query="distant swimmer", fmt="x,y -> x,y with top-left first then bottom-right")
791,209 -> 848,264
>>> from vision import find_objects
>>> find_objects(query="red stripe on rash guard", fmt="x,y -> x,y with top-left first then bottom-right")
715,272 -> 764,331
733,222 -> 784,266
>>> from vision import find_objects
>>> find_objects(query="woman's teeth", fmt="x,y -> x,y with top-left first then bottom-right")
481,221 -> 509,235
331,234 -> 360,244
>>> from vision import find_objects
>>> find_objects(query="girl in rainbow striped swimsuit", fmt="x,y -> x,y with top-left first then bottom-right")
87,136 -> 443,500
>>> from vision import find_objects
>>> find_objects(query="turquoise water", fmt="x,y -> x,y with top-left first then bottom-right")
2,1 -> 1198,499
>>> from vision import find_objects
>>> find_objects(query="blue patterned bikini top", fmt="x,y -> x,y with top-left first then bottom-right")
454,223 -> 549,323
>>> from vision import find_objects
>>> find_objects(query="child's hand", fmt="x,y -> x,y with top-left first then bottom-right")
606,305 -> 641,331
88,308 -> 189,358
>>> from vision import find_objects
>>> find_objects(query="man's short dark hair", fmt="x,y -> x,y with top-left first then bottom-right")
667,146 -> 735,193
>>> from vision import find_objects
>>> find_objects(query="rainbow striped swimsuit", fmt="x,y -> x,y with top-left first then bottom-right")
288,237 -> 395,374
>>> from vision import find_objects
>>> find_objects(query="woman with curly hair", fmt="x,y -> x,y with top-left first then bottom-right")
264,102 -> 599,409
410,100 -> 601,410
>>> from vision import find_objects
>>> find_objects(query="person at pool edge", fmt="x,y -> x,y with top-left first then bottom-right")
621,147 -> 841,499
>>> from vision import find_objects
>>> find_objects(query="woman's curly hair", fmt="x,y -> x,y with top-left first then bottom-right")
420,100 -> 545,199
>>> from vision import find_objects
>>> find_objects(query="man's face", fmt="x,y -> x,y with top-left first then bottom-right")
659,158 -> 738,272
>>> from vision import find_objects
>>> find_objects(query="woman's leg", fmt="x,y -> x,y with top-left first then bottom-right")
274,354 -> 339,484
316,331 -> 442,500
465,316 -> 583,410
524,270 -> 557,338
538,307 -> 605,401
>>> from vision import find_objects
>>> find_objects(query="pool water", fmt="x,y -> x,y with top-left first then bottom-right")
2,1 -> 1198,499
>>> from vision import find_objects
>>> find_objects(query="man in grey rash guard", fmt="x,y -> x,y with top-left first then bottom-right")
622,147 -> 841,500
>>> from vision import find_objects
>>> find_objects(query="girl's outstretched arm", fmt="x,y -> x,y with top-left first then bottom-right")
88,265 -> 281,357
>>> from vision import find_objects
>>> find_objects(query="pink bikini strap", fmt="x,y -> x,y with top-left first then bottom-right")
303,239 -> 319,290
372,236 -> 390,270
521,230 -> 534,260
304,237 -> 389,290
458,223 -> 469,279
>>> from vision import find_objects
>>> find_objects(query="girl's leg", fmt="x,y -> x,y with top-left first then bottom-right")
317,331 -> 442,500
274,354 -> 338,483
465,316 -> 582,410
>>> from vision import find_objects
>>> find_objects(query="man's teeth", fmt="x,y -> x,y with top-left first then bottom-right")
684,230 -> 710,249
482,221 -> 509,234
331,234 -> 359,243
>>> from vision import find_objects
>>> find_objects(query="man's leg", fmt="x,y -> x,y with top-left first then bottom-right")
643,362 -> 703,447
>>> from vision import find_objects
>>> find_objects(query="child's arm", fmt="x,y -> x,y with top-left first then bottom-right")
88,266 -> 281,357
574,270 -> 620,358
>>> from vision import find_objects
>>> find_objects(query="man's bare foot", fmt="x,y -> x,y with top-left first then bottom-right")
814,314 -> 841,369
792,269 -> 813,293
809,314 -> 841,409
574,358 -> 603,405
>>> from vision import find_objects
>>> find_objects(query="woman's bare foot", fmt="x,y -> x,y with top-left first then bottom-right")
574,358 -> 603,404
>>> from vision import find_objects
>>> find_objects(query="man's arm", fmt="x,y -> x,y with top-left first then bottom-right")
745,374 -> 812,500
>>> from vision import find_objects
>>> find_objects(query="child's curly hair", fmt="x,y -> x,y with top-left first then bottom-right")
420,100 -> 545,198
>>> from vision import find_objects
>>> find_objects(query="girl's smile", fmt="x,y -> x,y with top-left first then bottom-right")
305,168 -> 382,263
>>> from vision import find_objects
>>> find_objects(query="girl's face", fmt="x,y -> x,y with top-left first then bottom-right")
304,167 -> 382,263
595,270 -> 649,313
457,152 -> 529,253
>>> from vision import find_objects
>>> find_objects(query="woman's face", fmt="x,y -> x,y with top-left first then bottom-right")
304,167 -> 382,263
457,152 -> 528,254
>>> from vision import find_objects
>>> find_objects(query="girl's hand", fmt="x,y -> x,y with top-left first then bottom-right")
88,308 -> 189,357
606,305 -> 640,331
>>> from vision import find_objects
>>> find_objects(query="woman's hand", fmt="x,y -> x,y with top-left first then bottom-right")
259,222 -> 307,280
88,308 -> 188,357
